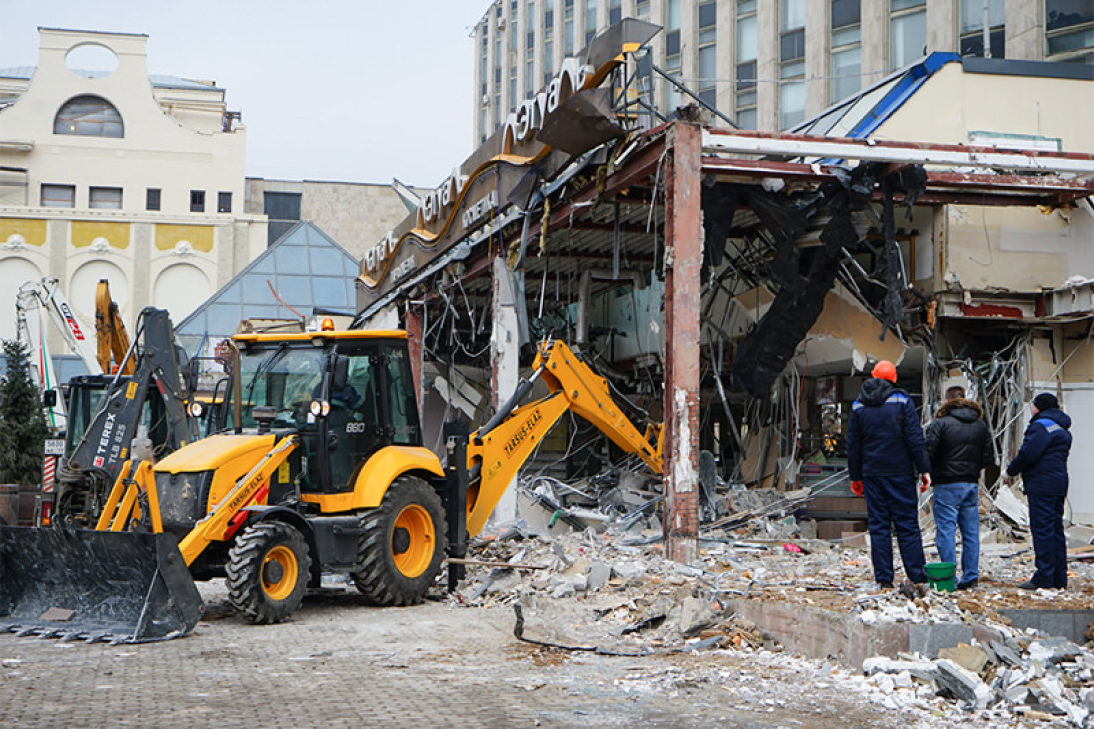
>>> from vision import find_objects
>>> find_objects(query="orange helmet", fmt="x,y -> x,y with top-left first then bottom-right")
871,360 -> 897,382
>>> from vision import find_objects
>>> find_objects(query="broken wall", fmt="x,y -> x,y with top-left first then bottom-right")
939,205 -> 1093,293
794,283 -> 910,374
872,61 -> 1094,296
875,63 -> 1094,156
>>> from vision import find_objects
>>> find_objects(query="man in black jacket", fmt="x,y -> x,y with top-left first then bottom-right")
1006,392 -> 1073,590
847,360 -> 932,592
926,386 -> 993,590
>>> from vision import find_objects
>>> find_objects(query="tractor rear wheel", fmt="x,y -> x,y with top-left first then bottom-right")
226,521 -> 311,624
353,475 -> 446,606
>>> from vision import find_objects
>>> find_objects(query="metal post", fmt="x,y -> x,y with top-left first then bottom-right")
982,0 -> 992,59
405,302 -> 424,421
662,121 -> 702,564
444,420 -> 469,592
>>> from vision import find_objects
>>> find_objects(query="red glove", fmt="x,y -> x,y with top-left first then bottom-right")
920,473 -> 931,493
850,480 -> 864,497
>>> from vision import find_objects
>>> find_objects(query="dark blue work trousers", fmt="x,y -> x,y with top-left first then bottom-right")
864,475 -> 927,584
1028,494 -> 1068,588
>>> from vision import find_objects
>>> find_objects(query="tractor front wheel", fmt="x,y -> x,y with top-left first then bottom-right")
226,521 -> 311,624
353,475 -> 446,606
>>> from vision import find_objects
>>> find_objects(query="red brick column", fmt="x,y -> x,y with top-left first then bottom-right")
662,121 -> 702,564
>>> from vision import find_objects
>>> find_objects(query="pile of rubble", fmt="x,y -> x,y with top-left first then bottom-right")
447,511 -> 1094,726
862,636 -> 1094,724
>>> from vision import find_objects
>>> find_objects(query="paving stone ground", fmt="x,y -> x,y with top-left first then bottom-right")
0,582 -> 1007,728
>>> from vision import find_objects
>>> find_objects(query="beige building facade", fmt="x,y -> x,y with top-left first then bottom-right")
472,0 -> 1093,143
244,178 -> 418,261
0,28 -> 266,344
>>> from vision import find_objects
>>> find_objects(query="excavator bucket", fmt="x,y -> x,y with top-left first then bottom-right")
0,526 -> 204,643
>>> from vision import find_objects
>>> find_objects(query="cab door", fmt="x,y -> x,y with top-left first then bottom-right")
324,346 -> 383,491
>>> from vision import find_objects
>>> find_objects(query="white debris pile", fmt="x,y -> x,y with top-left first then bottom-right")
861,635 -> 1094,726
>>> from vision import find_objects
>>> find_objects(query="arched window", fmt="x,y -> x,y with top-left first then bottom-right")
54,95 -> 124,138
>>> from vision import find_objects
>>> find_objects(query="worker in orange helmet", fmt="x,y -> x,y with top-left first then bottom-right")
846,360 -> 932,594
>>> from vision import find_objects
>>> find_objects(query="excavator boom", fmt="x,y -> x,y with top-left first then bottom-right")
95,279 -> 135,376
464,339 -> 662,537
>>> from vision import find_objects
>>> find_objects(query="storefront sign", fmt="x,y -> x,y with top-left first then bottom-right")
357,19 -> 660,308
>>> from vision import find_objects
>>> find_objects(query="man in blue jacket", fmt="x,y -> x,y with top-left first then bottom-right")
1006,392 -> 1073,590
847,360 -> 932,593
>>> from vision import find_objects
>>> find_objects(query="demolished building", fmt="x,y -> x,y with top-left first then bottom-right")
352,21 -> 1094,560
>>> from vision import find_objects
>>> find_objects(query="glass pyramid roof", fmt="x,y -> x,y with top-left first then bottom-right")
175,221 -> 358,351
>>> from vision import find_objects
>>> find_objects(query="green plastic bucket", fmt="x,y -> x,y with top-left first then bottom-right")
924,561 -> 957,592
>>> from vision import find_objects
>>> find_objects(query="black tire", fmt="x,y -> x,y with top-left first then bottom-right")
353,475 -> 446,606
226,521 -> 312,624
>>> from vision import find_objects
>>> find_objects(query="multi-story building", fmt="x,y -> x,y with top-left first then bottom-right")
0,27 -> 415,372
0,27 -> 266,345
471,0 -> 1094,143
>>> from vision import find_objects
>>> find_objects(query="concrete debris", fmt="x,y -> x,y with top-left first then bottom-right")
1028,636 -> 1082,665
936,659 -> 993,709
937,643 -> 990,674
450,468 -> 1094,727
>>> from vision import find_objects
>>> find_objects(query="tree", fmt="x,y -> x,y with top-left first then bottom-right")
0,339 -> 49,487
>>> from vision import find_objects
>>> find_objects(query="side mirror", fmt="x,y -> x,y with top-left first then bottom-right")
331,355 -> 349,392
42,390 -> 58,407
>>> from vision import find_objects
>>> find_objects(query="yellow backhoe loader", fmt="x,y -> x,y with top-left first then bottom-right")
0,328 -> 661,642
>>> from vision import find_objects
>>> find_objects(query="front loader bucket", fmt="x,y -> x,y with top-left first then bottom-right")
0,526 -> 204,643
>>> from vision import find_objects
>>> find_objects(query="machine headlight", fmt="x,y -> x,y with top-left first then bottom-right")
187,401 -> 205,418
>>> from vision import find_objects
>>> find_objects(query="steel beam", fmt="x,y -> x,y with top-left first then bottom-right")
702,128 -> 1094,175
663,122 -> 702,564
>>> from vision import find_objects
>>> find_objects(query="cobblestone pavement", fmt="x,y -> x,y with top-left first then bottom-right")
0,583 -> 989,728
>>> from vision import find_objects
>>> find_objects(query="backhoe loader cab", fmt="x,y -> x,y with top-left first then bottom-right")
231,330 -> 424,494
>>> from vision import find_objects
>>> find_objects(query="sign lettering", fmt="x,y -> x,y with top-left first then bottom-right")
461,189 -> 499,230
503,408 -> 543,459
501,58 -> 588,154
60,303 -> 86,341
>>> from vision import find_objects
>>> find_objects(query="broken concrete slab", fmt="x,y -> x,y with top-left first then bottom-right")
1027,636 -> 1082,665
587,561 -> 611,592
861,656 -> 937,682
990,639 -> 1023,667
676,596 -> 716,637
937,643 -> 990,674
935,659 -> 993,709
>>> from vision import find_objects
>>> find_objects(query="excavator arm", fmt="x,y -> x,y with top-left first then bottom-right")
95,279 -> 135,376
56,308 -> 198,524
463,339 -> 662,537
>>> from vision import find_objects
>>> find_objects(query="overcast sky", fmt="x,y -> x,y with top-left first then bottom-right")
0,0 -> 489,187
